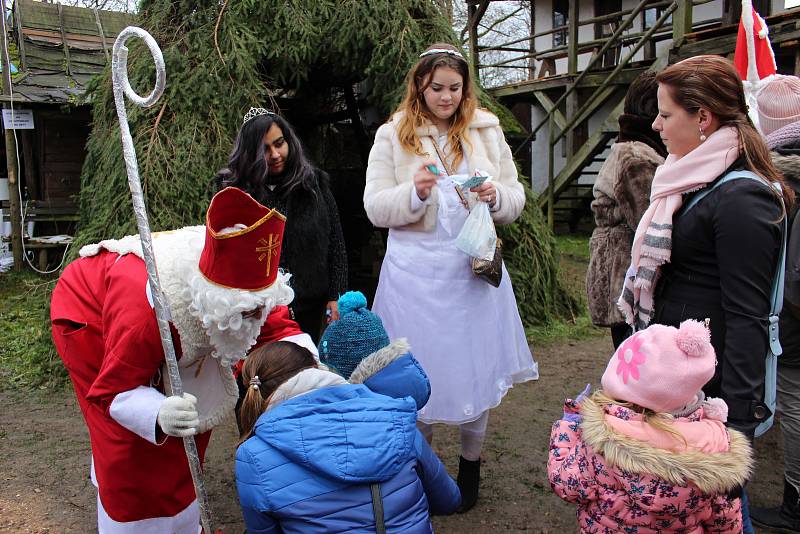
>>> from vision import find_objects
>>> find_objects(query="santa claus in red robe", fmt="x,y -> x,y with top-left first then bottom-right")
50,187 -> 315,533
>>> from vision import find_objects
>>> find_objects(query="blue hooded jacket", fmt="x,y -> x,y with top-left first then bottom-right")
347,339 -> 431,411
236,376 -> 460,533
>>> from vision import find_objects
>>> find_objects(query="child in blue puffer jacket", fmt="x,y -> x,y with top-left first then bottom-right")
235,336 -> 460,533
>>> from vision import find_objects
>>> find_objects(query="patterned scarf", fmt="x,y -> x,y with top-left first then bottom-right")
617,126 -> 741,329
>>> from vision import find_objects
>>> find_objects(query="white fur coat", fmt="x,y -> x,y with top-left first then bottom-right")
364,109 -> 525,231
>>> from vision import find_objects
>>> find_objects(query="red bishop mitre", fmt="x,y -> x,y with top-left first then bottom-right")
198,187 -> 286,291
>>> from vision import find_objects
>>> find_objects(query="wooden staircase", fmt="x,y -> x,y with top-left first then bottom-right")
551,136 -> 615,230
481,0 -> 685,229
528,1 -> 676,228
538,50 -> 670,229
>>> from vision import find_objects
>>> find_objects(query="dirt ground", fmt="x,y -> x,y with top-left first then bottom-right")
0,333 -> 784,533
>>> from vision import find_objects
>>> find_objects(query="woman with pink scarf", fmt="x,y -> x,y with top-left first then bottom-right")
617,55 -> 794,438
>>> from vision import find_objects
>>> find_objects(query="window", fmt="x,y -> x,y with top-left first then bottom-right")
553,0 -> 569,47
594,0 -> 622,38
643,7 -> 672,29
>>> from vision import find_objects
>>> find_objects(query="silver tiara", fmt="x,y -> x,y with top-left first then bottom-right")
243,107 -> 275,125
419,48 -> 464,59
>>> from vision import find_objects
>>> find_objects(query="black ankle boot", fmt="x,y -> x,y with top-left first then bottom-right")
456,456 -> 480,513
751,478 -> 800,533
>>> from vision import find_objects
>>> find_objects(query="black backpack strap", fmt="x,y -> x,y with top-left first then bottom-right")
370,483 -> 386,534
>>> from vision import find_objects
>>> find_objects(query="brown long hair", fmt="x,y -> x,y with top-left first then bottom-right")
656,55 -> 794,213
237,341 -> 317,446
394,42 -> 477,170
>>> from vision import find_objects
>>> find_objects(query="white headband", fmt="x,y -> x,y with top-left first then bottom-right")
243,107 -> 275,125
419,48 -> 464,59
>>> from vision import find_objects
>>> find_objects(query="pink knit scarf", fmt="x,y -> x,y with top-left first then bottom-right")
605,414 -> 730,453
617,126 -> 741,329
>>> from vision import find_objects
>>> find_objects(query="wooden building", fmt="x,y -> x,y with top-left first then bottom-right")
466,0 -> 800,230
0,0 -> 132,268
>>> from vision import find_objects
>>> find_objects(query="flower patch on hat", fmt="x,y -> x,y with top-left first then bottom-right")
616,333 -> 648,384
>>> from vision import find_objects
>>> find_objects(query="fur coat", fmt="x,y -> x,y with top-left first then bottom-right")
364,109 -> 525,231
587,141 -> 664,327
548,396 -> 753,533
254,169 -> 347,302
774,145 -> 800,366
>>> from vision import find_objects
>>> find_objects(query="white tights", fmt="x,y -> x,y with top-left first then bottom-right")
417,411 -> 489,461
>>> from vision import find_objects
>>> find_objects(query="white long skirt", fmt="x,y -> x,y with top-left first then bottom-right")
373,178 -> 538,424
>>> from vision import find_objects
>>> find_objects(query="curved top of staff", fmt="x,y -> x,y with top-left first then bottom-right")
112,26 -> 166,109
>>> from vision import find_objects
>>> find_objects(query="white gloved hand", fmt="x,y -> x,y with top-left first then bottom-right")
157,393 -> 199,437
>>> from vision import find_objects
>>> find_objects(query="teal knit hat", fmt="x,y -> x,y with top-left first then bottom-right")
318,291 -> 390,379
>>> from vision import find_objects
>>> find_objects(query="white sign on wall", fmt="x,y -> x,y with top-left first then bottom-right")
787,0 -> 800,8
2,109 -> 34,129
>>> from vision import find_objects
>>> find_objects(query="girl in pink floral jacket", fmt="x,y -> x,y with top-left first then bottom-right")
548,320 -> 753,533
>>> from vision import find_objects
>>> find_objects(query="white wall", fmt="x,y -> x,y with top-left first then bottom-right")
773,0 -> 798,14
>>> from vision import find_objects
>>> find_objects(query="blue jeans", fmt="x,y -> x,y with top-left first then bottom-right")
741,489 -> 756,534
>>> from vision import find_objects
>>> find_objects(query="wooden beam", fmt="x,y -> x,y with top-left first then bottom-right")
21,28 -> 109,45
672,0 -> 693,47
468,3 -> 478,75
343,84 -> 368,169
56,4 -> 73,77
722,0 -> 741,26
565,86 -> 578,157
528,2 -> 535,80
796,45 -> 800,76
93,8 -> 109,61
489,66 -> 650,100
531,90 -> 567,131
491,76 -> 571,98
20,130 -> 37,200
14,2 -> 27,71
547,113 -> 555,228
567,0 -> 579,75
577,67 -> 649,87
568,85 -> 619,135
0,94 -> 34,103
675,20 -> 800,60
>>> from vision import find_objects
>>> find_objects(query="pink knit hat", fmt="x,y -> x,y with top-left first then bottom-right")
601,320 -> 716,413
757,75 -> 800,136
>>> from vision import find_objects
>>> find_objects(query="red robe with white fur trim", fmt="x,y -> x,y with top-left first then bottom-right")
51,250 -> 303,526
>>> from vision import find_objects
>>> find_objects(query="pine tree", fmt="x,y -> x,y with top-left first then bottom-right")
75,0 -> 576,326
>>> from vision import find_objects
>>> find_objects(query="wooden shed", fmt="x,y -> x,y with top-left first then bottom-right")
1,0 -> 133,252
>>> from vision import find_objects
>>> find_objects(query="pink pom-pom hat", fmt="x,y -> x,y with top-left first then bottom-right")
601,320 -> 716,413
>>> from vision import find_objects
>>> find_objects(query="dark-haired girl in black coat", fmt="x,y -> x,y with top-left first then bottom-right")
214,110 -> 347,343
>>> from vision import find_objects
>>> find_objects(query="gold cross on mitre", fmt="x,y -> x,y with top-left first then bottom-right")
256,234 -> 280,275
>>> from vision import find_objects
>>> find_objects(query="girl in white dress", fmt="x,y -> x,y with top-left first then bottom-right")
363,42 -> 538,512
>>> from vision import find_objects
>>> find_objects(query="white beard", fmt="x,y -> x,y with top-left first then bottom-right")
80,225 -> 295,367
187,280 -> 271,369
